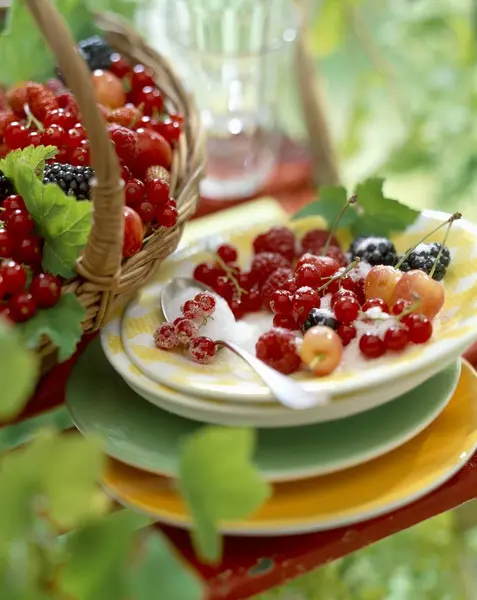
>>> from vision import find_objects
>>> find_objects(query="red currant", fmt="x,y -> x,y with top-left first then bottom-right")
229,298 -> 245,320
193,263 -> 214,285
130,64 -> 155,92
136,200 -> 155,223
270,289 -> 293,316
404,314 -> 433,344
29,273 -> 61,308
194,292 -> 216,316
146,177 -> 169,206
156,200 -> 178,228
65,127 -> 86,149
330,289 -> 357,308
384,325 -> 410,351
189,336 -> 217,364
8,291 -> 37,322
14,235 -> 42,267
27,130 -> 43,147
7,210 -> 34,236
70,146 -> 90,166
392,299 -> 411,316
359,333 -> 386,359
182,300 -> 202,320
282,278 -> 298,295
121,165 -> 132,183
3,195 -> 25,215
43,109 -> 76,130
273,314 -> 298,330
214,277 -> 234,302
43,124 -> 66,147
363,298 -> 389,313
136,86 -> 164,116
0,229 -> 13,258
174,317 -> 199,345
292,286 -> 320,317
125,179 -> 146,208
4,122 -> 29,149
337,323 -> 357,346
217,244 -> 238,264
241,289 -> 262,312
0,260 -> 27,294
153,322 -> 178,350
152,117 -> 182,145
295,263 -> 322,288
334,296 -> 360,324
109,53 -> 132,79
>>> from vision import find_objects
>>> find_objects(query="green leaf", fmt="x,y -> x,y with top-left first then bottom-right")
17,293 -> 86,361
352,178 -> 419,237
130,531 -> 204,600
291,185 -> 358,228
0,145 -> 57,180
13,161 -> 92,278
178,427 -> 271,563
0,319 -> 38,420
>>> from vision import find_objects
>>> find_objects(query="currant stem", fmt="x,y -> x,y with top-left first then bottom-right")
395,212 -> 462,270
213,254 -> 248,297
429,213 -> 461,279
321,194 -> 358,257
24,103 -> 44,133
318,257 -> 360,293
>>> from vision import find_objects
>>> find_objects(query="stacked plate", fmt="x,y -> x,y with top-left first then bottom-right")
67,209 -> 477,535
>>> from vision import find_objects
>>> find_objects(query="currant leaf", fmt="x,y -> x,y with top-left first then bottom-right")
178,427 -> 271,563
17,293 -> 86,361
0,144 -> 57,179
291,185 -> 358,228
13,160 -> 92,278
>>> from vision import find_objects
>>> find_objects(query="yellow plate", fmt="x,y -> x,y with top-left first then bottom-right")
103,361 -> 477,536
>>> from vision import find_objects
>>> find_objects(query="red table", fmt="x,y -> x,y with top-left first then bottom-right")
5,140 -> 477,600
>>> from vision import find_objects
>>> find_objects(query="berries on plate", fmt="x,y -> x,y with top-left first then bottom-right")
302,308 -> 339,333
301,326 -> 343,376
253,226 -> 296,262
174,317 -> 199,345
261,267 -> 293,309
194,292 -> 216,317
255,328 -> 301,375
398,242 -> 451,281
154,322 -> 178,350
359,333 -> 386,359
349,236 -> 398,266
189,336 -> 217,364
250,252 -> 291,286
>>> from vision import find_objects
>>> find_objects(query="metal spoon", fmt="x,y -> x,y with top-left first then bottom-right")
161,277 -> 329,410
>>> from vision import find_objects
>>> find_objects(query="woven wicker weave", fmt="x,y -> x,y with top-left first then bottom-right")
23,0 -> 205,370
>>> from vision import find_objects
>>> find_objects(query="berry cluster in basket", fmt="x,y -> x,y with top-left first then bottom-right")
154,291 -> 218,364
0,35 -> 183,261
185,208 -> 458,376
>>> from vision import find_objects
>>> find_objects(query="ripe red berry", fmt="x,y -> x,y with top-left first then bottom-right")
136,200 -> 155,223
0,260 -> 27,294
384,325 -> 410,351
65,127 -> 86,149
125,179 -> 146,208
241,289 -> 262,313
189,337 -> 217,364
363,298 -> 389,313
292,286 -> 320,317
109,53 -> 132,79
270,289 -> 293,316
253,226 -> 296,262
7,210 -> 34,236
4,121 -> 29,149
0,229 -> 13,258
27,130 -> 43,147
130,64 -> 155,92
109,124 -> 138,164
295,254 -> 340,279
175,317 -> 199,344
3,195 -> 25,215
295,263 -> 322,288
136,86 -> 164,116
359,333 -> 386,359
229,298 -> 245,320
261,267 -> 294,309
153,322 -> 178,350
152,117 -> 182,145
301,229 -> 340,255
392,299 -> 411,316
43,109 -> 76,130
272,314 -> 298,330
217,244 -> 238,264
69,146 -> 90,166
194,292 -> 216,316
250,252 -> 291,286
282,278 -> 298,295
182,300 -> 202,320
156,200 -> 178,228
193,263 -> 214,286
330,289 -> 357,308
404,314 -> 433,344
146,177 -> 169,206
256,328 -> 301,374
121,165 -> 132,183
14,235 -> 42,267
214,276 -> 235,302
43,124 -> 66,147
337,323 -> 357,346
333,296 -> 360,324
8,291 -> 37,322
29,273 -> 61,308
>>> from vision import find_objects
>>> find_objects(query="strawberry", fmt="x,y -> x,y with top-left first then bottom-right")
7,83 -> 29,117
145,165 -> 170,185
133,128 -> 172,177
108,104 -> 142,128
0,111 -> 17,140
108,123 -> 138,165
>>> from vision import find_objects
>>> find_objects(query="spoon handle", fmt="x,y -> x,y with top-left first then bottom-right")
218,340 -> 328,410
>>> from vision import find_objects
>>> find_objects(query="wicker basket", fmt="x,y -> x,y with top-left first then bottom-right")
22,0 -> 205,371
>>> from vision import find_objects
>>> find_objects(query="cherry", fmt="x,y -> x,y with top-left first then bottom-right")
4,122 -> 29,149
8,291 -> 37,322
362,298 -> 389,313
0,229 -> 13,258
122,206 -> 144,258
334,296 -> 360,324
391,271 -> 444,320
292,286 -> 320,318
300,326 -> 343,376
156,200 -> 178,228
217,244 -> 238,264
270,289 -> 293,316
365,265 -> 402,306
295,263 -> 322,288
136,200 -> 155,223
30,273 -> 61,308
273,314 -> 298,330
125,179 -> 146,208
146,177 -> 169,206
359,333 -> 386,359
14,235 -> 42,267
384,325 -> 410,351
43,124 -> 66,147
109,53 -> 132,79
0,260 -> 26,294
403,313 -> 433,344
7,210 -> 34,236
337,323 -> 357,346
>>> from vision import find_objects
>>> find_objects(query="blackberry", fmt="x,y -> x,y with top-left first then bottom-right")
56,35 -> 114,80
302,308 -> 339,333
0,170 -> 14,202
399,242 -> 451,282
348,236 -> 398,266
43,163 -> 94,200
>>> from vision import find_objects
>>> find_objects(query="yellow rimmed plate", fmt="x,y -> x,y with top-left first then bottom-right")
103,360 -> 477,535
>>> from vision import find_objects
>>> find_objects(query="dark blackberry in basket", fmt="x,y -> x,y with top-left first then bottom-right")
0,170 -> 14,202
43,163 -> 94,200
348,236 -> 398,266
302,308 -> 339,333
56,35 -> 114,80
399,242 -> 451,282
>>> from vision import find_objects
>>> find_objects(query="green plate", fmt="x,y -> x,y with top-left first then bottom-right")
66,339 -> 461,482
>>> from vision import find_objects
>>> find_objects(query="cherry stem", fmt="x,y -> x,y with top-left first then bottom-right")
321,194 -> 358,257
396,298 -> 421,321
309,353 -> 326,369
24,103 -> 44,133
213,254 -> 248,297
395,212 -> 462,270
318,257 -> 360,293
429,214 -> 461,279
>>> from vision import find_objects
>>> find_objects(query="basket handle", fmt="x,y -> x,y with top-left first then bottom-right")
25,0 -> 124,287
